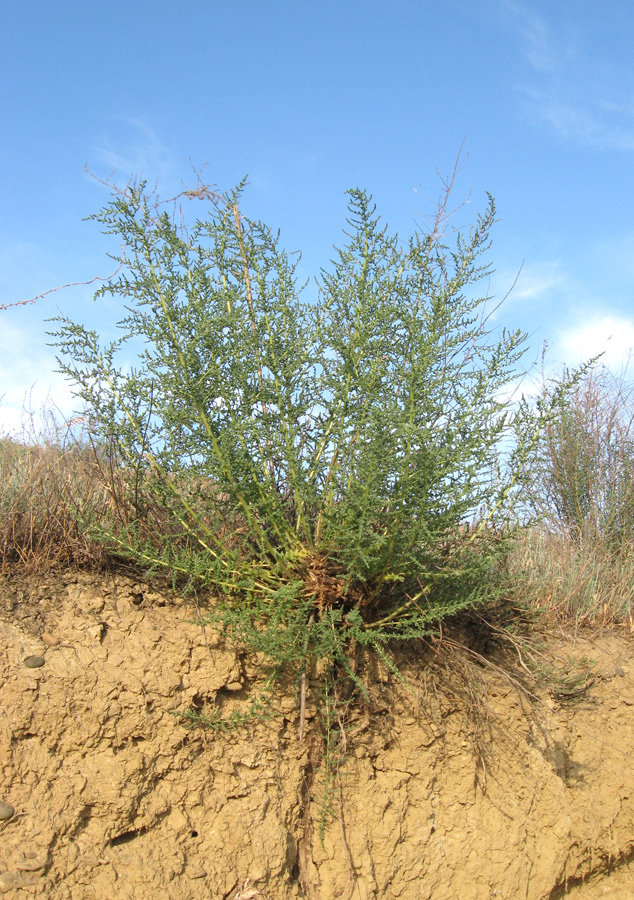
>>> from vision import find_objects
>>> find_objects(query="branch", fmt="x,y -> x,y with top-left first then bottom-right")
1,253 -> 127,311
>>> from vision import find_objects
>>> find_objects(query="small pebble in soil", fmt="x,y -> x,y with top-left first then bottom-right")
0,801 -> 14,820
23,656 -> 45,668
41,633 -> 60,647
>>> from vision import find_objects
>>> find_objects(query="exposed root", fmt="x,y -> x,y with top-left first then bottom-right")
296,732 -> 322,900
336,770 -> 359,900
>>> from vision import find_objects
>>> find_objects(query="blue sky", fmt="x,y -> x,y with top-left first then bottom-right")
1,0 -> 634,434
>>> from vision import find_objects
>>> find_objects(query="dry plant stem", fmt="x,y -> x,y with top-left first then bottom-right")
340,710 -> 371,743
0,257 -> 127,310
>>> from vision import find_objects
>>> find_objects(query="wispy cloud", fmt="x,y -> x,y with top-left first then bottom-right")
490,240 -> 634,373
511,260 -> 565,301
524,89 -> 634,153
92,117 -> 176,184
499,0 -> 565,75
499,0 -> 634,151
488,259 -> 567,327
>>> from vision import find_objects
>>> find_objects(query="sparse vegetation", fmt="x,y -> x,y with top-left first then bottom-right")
523,362 -> 634,546
513,363 -> 634,627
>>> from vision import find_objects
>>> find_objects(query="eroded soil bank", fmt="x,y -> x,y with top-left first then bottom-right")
1,572 -> 634,899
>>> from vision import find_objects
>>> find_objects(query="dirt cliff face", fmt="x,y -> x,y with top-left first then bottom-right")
1,572 -> 633,899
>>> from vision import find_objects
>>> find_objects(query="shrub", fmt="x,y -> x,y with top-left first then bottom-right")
50,173 -> 554,720
522,363 -> 634,548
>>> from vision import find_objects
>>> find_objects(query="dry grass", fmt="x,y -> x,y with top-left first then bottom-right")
511,527 -> 634,629
512,363 -> 634,629
0,408 -> 233,579
0,412 -> 121,574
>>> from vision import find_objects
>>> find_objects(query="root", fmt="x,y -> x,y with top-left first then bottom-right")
296,732 -> 322,900
336,770 -> 359,900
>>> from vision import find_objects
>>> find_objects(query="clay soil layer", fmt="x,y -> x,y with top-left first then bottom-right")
1,572 -> 634,899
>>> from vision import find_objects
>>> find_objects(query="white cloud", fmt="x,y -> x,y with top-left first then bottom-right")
0,319 -> 77,438
557,315 -> 634,371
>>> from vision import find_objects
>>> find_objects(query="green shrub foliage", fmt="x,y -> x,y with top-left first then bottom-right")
52,177 -> 537,700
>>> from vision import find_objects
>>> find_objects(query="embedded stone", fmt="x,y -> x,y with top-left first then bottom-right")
23,656 -> 45,668
41,633 -> 60,647
0,801 -> 14,820
16,853 -> 46,872
0,872 -> 24,892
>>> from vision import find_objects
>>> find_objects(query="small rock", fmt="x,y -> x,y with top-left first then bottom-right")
0,872 -> 25,892
85,623 -> 105,643
41,633 -> 60,647
167,808 -> 189,832
85,595 -> 105,613
0,801 -> 14,820
225,681 -> 243,692
23,656 -> 45,669
16,854 -> 45,872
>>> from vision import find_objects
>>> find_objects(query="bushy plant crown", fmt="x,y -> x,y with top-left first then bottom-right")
52,174 -> 546,700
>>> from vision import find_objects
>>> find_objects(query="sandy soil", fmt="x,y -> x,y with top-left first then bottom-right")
1,571 -> 634,899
